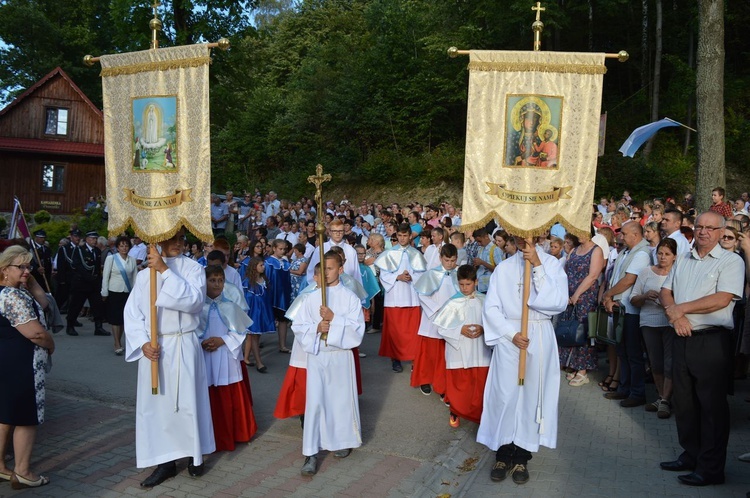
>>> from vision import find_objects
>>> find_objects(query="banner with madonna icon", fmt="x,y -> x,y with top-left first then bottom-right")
460,50 -> 606,238
100,44 -> 213,243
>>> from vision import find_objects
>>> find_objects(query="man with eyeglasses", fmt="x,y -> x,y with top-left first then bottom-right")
658,211 -> 744,487
661,209 -> 691,257
305,219 -> 361,288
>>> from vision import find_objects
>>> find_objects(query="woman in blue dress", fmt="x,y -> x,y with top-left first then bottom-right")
243,257 -> 275,373
289,243 -> 309,301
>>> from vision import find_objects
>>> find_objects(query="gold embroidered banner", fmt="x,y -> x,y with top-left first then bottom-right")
461,50 -> 606,238
100,45 -> 212,243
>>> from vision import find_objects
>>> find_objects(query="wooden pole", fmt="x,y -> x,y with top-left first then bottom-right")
150,259 -> 159,394
518,259 -> 532,385
307,164 -> 332,343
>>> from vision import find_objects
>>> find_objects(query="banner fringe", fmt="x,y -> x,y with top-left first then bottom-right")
459,212 -> 590,241
101,56 -> 212,77
468,61 -> 606,75
108,216 -> 213,245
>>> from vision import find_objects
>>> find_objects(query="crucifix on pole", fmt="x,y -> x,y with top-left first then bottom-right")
307,164 -> 332,342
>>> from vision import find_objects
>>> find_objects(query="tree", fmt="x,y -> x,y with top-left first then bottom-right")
695,0 -> 725,212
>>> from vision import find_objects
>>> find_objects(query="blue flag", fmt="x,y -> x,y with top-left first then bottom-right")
618,118 -> 681,157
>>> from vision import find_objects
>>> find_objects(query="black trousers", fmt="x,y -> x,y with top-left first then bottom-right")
672,329 -> 732,480
496,443 -> 532,465
66,280 -> 105,326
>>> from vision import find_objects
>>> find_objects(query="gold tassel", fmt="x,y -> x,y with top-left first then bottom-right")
108,216 -> 213,245
101,56 -> 212,78
458,212 -> 590,240
468,61 -> 606,75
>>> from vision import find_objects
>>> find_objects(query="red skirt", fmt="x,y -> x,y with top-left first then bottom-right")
379,307 -> 421,360
208,366 -> 257,452
410,336 -> 447,395
273,366 -> 307,419
353,347 -> 363,395
445,367 -> 489,424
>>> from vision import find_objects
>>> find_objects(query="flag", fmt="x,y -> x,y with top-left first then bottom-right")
8,197 -> 30,240
461,50 -> 606,238
598,112 -> 607,157
99,45 -> 213,243
618,118 -> 681,157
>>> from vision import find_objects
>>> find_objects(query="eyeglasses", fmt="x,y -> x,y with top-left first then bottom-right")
9,264 -> 32,272
695,225 -> 723,232
722,235 -> 736,241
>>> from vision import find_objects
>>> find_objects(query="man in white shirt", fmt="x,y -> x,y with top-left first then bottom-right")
661,209 -> 691,257
276,217 -> 299,245
306,219 -> 361,288
129,236 -> 148,266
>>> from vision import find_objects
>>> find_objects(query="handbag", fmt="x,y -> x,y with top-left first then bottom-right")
587,305 -> 608,340
591,303 -> 623,345
555,306 -> 587,347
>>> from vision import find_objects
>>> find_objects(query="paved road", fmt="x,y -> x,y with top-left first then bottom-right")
5,319 -> 750,497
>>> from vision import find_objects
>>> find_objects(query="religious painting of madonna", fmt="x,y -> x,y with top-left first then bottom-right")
131,96 -> 178,172
503,95 -> 563,169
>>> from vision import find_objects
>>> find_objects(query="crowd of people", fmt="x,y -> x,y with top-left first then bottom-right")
1,185 -> 749,490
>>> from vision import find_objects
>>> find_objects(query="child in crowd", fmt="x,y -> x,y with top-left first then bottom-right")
433,265 -> 491,428
265,239 -> 292,354
243,256 -> 275,372
289,243 -> 310,301
199,265 -> 257,451
450,232 -> 468,266
292,251 -> 365,477
411,244 -> 460,397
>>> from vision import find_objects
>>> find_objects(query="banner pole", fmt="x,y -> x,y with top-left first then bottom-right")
150,251 -> 158,395
518,258 -> 532,385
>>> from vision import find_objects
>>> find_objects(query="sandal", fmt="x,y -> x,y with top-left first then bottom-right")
598,375 -> 614,388
569,372 -> 590,387
11,473 -> 50,490
602,379 -> 619,392
0,471 -> 11,482
565,370 -> 578,381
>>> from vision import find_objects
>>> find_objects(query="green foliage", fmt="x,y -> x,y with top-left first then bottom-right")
33,210 -> 52,225
34,219 -> 72,249
0,217 -> 6,232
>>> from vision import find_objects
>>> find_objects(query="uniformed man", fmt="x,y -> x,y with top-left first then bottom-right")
54,228 -> 81,314
66,230 -> 109,337
30,229 -> 52,292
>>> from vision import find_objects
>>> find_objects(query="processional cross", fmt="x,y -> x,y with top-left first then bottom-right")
532,1 -> 545,21
307,164 -> 332,342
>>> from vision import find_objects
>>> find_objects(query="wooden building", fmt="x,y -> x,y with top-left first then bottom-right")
0,67 -> 104,215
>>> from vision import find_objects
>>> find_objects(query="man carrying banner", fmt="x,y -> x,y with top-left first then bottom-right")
124,229 -> 215,488
477,235 -> 567,484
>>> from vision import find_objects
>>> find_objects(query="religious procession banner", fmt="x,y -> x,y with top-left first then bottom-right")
100,44 -> 213,243
461,50 -> 606,239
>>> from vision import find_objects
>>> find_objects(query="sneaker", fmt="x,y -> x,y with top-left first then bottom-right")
490,460 -> 511,482
301,456 -> 317,476
440,394 -> 450,407
657,399 -> 671,419
366,328 -> 380,334
449,413 -> 459,428
645,399 -> 660,412
511,463 -> 530,484
420,384 -> 432,395
333,449 -> 351,458
392,360 -> 403,373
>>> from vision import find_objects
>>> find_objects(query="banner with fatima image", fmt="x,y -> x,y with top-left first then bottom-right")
100,44 -> 213,243
461,50 -> 606,239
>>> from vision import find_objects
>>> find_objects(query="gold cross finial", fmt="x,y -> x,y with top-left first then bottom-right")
152,1 -> 161,15
532,2 -> 545,22
307,163 -> 332,192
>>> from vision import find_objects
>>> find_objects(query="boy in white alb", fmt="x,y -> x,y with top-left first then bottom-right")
292,251 -> 365,476
433,265 -> 492,428
411,244 -> 460,396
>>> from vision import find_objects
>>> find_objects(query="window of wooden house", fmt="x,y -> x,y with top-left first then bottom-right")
44,107 -> 69,136
41,163 -> 65,192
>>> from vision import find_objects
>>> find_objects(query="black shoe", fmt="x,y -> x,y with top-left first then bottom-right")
420,384 -> 431,395
94,328 -> 111,336
74,320 -> 83,327
66,326 -> 79,336
490,460 -> 511,482
660,460 -> 694,472
299,415 -> 305,429
620,397 -> 646,408
256,366 -> 268,373
187,458 -> 204,477
511,463 -> 530,485
678,472 -> 724,486
392,360 -> 403,373
140,462 -> 176,488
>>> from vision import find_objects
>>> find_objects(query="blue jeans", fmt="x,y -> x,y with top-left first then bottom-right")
616,313 -> 646,400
